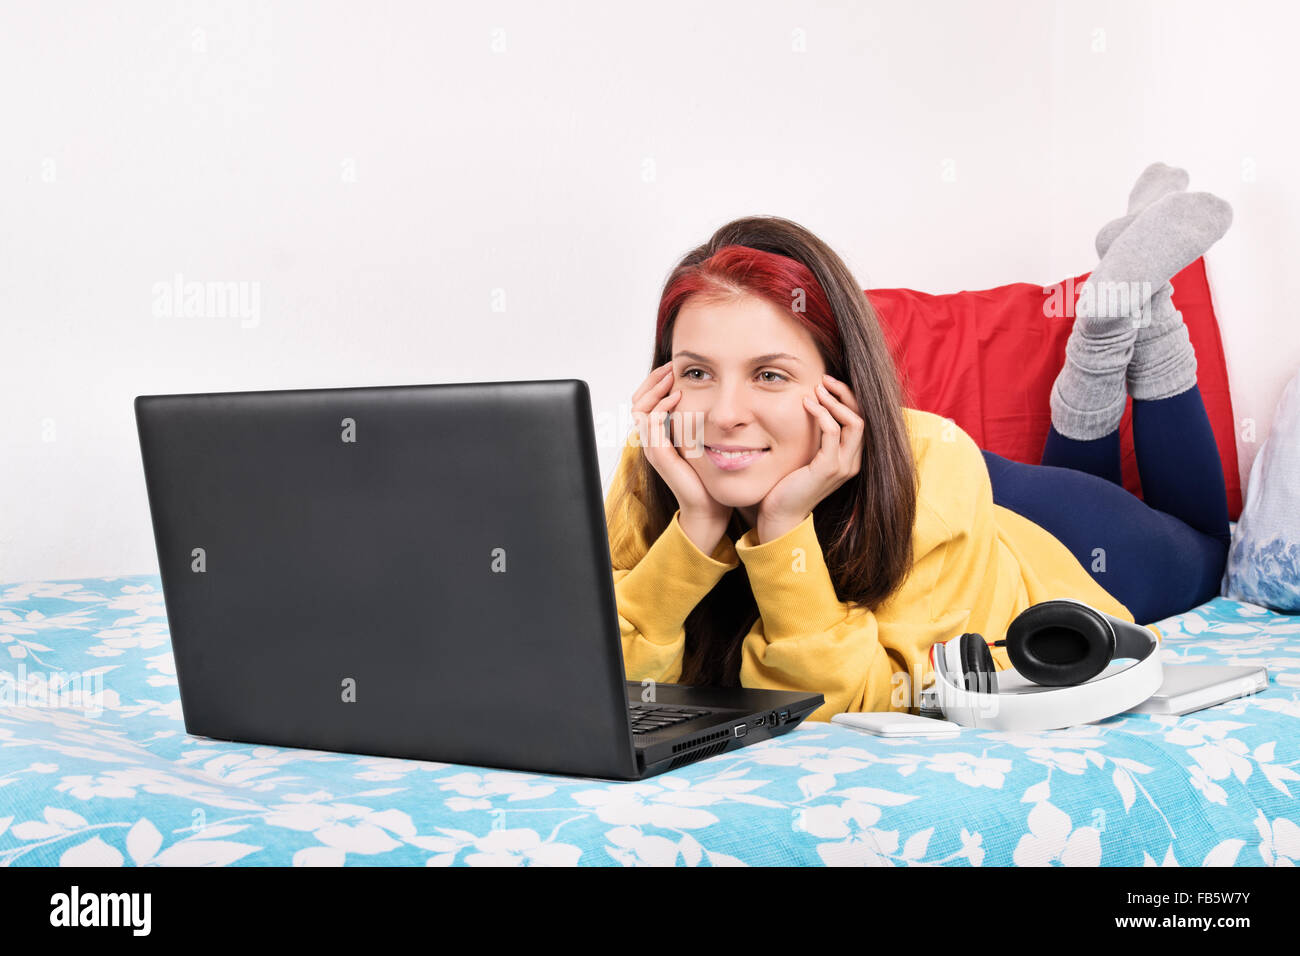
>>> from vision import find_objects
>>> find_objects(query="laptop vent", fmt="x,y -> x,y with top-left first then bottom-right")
666,739 -> 730,771
671,727 -> 732,755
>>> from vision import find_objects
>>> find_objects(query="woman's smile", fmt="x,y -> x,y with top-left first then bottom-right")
704,444 -> 771,470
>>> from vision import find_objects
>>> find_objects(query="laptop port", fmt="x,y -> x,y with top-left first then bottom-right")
733,723 -> 747,738
769,711 -> 778,726
778,710 -> 789,723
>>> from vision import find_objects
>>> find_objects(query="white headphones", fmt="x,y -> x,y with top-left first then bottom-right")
927,598 -> 1164,731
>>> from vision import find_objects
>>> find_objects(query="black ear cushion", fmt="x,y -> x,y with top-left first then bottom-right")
1006,601 -> 1115,686
958,632 -> 998,695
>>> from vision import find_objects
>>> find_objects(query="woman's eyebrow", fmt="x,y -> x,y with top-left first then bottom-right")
673,351 -> 803,365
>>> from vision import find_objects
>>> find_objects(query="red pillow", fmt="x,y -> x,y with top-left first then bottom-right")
867,258 -> 1242,520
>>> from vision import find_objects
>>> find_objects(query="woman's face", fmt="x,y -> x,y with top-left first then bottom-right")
669,293 -> 828,521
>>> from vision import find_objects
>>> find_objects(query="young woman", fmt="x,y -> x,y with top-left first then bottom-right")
605,172 -> 1233,721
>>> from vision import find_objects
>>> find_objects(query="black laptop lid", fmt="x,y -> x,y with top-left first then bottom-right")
135,379 -> 639,779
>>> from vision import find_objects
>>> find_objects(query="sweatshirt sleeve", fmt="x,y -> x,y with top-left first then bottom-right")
603,435 -> 739,683
612,511 -> 739,683
734,513 -> 903,721
733,494 -> 973,722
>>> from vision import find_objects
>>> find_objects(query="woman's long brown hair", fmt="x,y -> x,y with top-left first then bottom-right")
611,215 -> 918,687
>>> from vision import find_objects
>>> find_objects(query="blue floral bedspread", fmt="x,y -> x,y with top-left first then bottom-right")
2,574 -> 1298,866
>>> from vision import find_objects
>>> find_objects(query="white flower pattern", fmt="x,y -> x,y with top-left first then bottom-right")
0,579 -> 1297,865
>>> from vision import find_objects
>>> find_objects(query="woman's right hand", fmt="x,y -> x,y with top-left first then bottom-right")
630,361 -> 734,538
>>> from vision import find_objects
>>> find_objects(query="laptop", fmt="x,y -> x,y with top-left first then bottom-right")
134,379 -> 823,781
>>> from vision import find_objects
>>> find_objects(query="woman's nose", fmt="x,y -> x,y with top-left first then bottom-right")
709,382 -> 750,426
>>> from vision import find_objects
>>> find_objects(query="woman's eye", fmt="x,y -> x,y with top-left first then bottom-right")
681,368 -> 786,382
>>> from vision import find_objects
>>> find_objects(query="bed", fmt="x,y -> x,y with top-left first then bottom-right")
2,567 -> 1297,867
8,253 -> 1293,867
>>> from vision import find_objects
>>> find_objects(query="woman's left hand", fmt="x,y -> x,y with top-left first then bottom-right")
753,373 -> 865,544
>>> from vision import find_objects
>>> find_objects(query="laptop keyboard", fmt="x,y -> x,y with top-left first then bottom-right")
628,702 -> 714,735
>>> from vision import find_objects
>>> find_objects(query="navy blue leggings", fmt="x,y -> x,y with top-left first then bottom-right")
980,384 -> 1231,625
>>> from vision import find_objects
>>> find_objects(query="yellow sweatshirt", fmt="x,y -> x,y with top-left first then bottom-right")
605,406 -> 1163,722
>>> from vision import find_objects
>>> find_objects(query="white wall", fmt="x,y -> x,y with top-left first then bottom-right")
3,0 -> 1296,583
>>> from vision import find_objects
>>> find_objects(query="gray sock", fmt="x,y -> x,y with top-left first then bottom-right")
1050,323 -> 1136,440
1080,191 -> 1233,333
1123,192 -> 1232,400
1051,190 -> 1231,439
1127,281 -> 1199,400
1094,162 -> 1190,259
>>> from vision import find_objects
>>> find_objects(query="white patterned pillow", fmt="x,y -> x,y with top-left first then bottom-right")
1222,365 -> 1300,611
